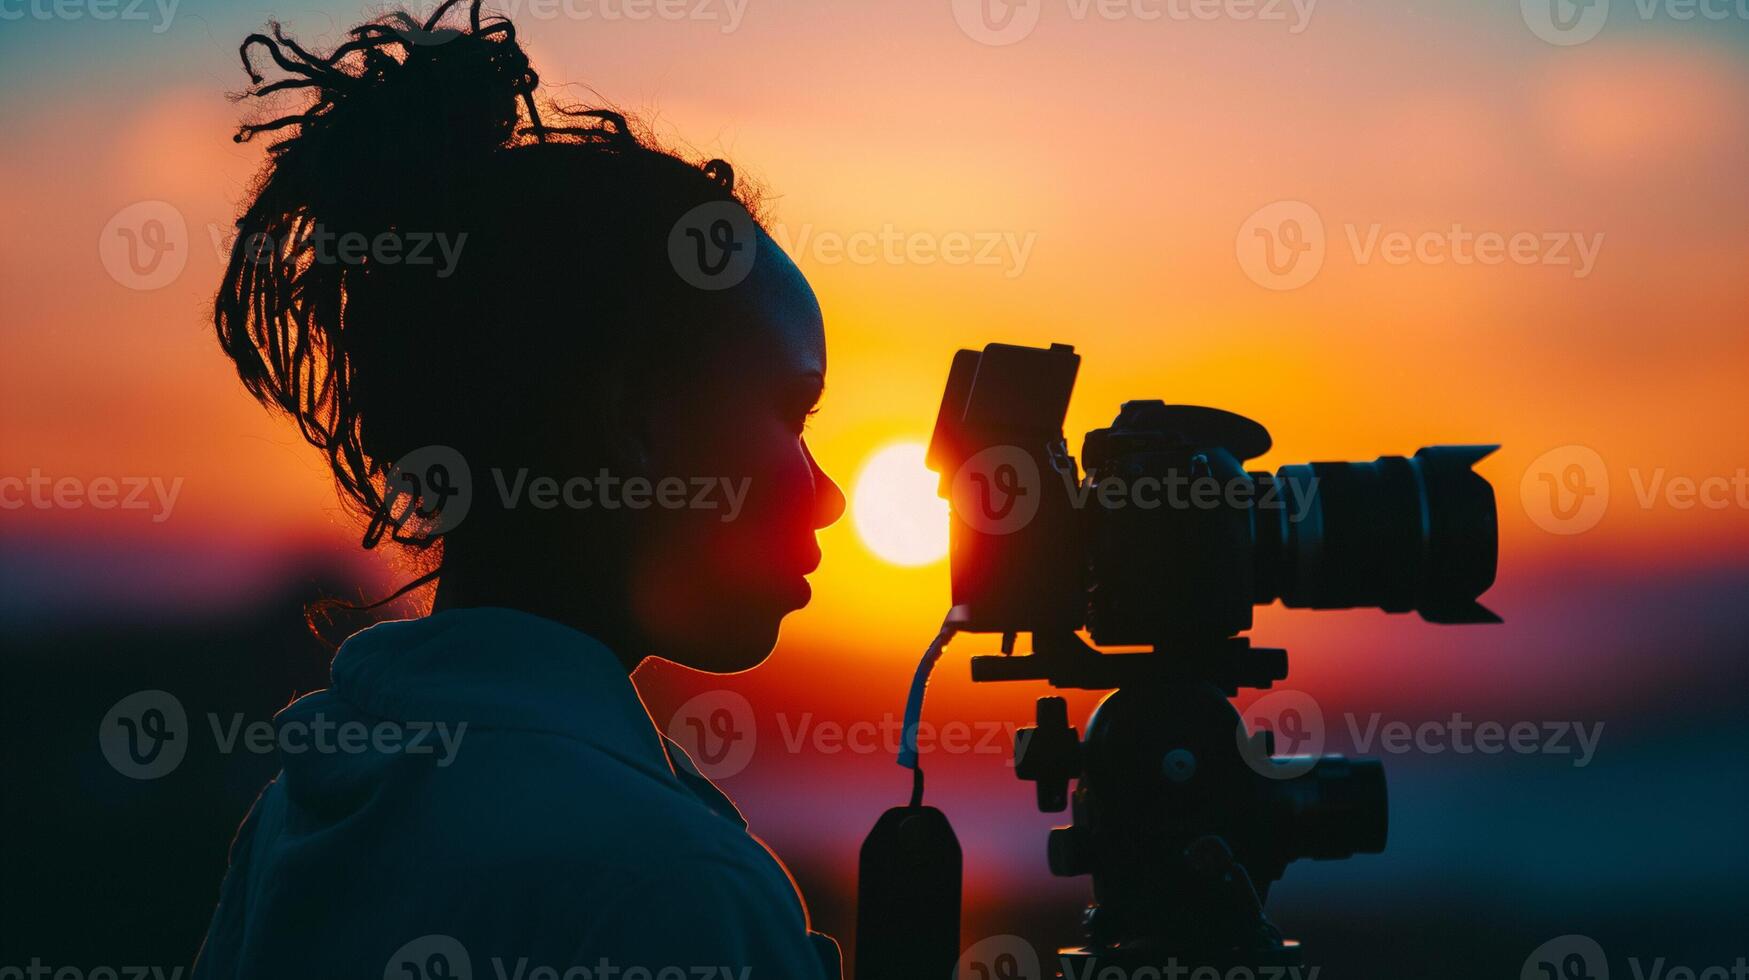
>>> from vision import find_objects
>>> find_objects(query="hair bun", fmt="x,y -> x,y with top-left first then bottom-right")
216,0 -> 756,571
235,0 -> 538,190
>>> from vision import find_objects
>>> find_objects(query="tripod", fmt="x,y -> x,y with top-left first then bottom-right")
984,630 -> 1387,974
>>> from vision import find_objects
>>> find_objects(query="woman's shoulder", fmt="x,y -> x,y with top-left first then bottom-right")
413,721 -> 757,867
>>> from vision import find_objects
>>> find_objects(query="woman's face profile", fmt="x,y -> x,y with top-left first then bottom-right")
624,232 -> 845,672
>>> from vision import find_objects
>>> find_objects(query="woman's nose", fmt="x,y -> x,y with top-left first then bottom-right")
805,442 -> 845,529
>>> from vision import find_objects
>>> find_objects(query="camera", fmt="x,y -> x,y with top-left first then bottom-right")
866,340 -> 1503,974
925,341 -> 1500,646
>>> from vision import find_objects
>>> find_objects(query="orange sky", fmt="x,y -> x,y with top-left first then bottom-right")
2,0 -> 1746,668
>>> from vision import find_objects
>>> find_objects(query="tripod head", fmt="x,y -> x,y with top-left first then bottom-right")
973,626 -> 1385,970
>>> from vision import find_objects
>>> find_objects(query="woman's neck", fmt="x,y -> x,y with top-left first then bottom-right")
431,559 -> 647,673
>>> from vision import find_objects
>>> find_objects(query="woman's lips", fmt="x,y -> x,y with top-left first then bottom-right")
782,574 -> 813,608
769,540 -> 819,609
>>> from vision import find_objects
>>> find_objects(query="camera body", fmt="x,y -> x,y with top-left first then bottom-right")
926,341 -> 1500,645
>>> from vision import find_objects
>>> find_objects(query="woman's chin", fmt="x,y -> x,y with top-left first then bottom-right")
648,613 -> 786,674
635,569 -> 818,673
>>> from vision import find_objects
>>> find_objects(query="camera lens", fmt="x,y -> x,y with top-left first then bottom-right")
1253,446 -> 1499,624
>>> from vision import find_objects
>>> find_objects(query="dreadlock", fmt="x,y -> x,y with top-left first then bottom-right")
215,0 -> 757,625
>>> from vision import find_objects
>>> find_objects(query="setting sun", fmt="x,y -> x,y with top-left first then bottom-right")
850,441 -> 949,567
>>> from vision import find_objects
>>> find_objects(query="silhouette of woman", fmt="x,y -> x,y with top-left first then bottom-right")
193,2 -> 846,977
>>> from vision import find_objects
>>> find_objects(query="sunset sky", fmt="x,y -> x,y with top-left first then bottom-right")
3,0 -> 1747,961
